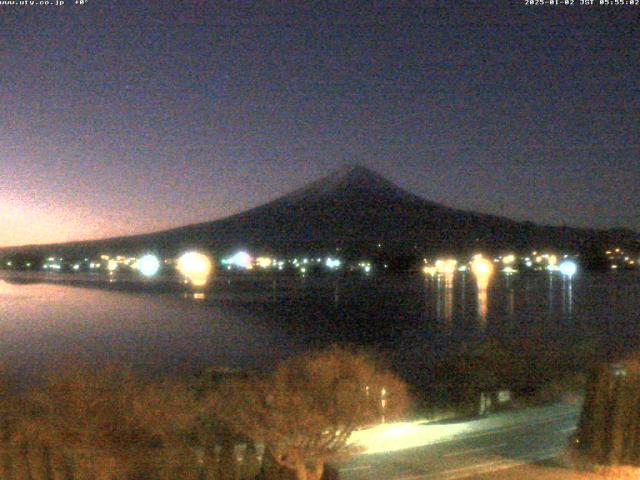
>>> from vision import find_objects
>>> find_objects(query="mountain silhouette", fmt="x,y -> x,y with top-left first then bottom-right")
2,165 -> 638,259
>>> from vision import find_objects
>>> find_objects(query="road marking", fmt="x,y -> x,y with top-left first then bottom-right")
443,442 -> 507,458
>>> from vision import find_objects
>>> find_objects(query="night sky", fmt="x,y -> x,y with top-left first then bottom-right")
1,1 -> 638,247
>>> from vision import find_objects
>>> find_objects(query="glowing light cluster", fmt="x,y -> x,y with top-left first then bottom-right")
136,254 -> 161,277
325,257 -> 341,269
256,257 -> 273,269
502,254 -> 515,265
471,255 -> 494,278
222,251 -> 253,270
471,254 -> 494,324
177,251 -> 212,286
435,259 -> 457,275
423,265 -> 437,276
559,260 -> 577,278
358,261 -> 372,274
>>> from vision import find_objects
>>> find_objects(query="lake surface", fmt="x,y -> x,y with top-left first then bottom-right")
0,270 -> 639,384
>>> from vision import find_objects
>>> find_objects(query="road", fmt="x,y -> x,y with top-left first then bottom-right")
339,402 -> 580,480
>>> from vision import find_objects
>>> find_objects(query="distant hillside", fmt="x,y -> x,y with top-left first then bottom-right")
2,165 -> 638,259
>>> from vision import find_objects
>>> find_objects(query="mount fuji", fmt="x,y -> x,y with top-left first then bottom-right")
2,165 -> 637,259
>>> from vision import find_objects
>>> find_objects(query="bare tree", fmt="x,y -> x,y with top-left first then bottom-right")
214,346 -> 410,480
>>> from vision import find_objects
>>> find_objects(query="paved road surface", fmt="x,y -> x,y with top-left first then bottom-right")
339,403 -> 580,480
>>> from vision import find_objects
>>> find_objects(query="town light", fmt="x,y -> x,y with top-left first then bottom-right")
502,254 -> 515,265
435,259 -> 457,275
136,254 -> 161,277
325,257 -> 341,269
222,251 -> 253,270
471,255 -> 494,324
559,260 -> 577,278
177,251 -> 212,287
471,255 -> 494,278
256,257 -> 273,269
423,266 -> 437,276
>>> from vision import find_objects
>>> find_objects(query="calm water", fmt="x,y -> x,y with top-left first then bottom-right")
0,271 -> 639,383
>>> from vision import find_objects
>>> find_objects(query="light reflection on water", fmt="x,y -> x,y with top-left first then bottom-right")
0,278 -> 297,384
419,271 -> 639,354
0,271 -> 639,383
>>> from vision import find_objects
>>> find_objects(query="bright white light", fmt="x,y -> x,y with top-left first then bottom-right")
325,257 -> 341,269
177,251 -> 213,286
349,421 -> 471,455
559,260 -> 577,278
137,254 -> 161,277
223,251 -> 253,269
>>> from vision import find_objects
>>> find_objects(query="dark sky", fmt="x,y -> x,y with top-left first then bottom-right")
1,1 -> 638,247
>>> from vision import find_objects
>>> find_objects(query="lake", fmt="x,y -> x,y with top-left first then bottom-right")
0,270 -> 639,385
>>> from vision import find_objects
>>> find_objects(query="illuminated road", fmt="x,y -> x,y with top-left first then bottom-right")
339,402 -> 580,480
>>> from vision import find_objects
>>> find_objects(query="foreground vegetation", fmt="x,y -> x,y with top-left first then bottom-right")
1,338 -> 637,479
0,346 -> 408,480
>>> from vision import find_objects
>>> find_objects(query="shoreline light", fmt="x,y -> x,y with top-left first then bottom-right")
256,257 -> 273,269
325,257 -> 341,269
222,251 -> 253,270
502,254 -> 516,265
471,254 -> 494,324
471,255 -> 494,278
177,251 -> 213,287
559,260 -> 577,278
435,259 -> 457,275
423,265 -> 437,276
136,254 -> 161,277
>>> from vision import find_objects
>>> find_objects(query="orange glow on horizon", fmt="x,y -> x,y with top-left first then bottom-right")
0,196 -> 192,248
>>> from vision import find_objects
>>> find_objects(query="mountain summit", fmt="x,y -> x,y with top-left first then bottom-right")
275,165 -> 418,204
